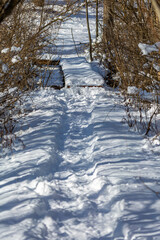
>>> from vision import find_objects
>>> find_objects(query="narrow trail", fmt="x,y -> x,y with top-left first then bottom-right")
0,7 -> 160,240
47,87 -> 157,240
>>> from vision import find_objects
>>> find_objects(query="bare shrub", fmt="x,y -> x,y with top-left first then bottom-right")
0,0 -> 84,148
0,3 -> 41,147
95,0 -> 160,136
0,1 -> 57,147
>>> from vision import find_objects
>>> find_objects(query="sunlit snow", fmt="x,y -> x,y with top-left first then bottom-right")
0,4 -> 160,240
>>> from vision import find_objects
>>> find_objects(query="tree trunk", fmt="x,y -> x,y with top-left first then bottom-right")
151,0 -> 160,22
85,0 -> 93,61
96,0 -> 98,40
0,0 -> 24,24
103,0 -> 114,43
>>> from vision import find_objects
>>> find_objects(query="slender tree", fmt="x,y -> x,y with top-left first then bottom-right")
85,0 -> 93,61
96,0 -> 98,40
151,0 -> 160,21
103,0 -> 114,43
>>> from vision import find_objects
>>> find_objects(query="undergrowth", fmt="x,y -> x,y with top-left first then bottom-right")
94,0 -> 160,138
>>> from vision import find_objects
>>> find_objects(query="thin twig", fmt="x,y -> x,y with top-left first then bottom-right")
71,28 -> 80,57
139,177 -> 160,199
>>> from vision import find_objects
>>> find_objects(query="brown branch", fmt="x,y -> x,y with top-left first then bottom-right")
152,0 -> 160,22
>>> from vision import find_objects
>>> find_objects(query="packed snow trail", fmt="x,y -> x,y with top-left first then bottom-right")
1,87 -> 160,240
1,6 -> 160,240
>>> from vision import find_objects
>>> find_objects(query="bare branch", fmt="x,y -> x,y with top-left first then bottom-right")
151,0 -> 160,22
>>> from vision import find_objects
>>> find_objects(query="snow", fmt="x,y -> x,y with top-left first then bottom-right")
61,57 -> 104,86
127,86 -> 160,104
1,48 -> 9,54
11,55 -> 21,63
11,46 -> 22,52
2,63 -> 8,73
36,65 -> 64,87
127,86 -> 139,95
37,53 -> 60,61
1,46 -> 22,54
0,5 -> 160,240
138,43 -> 159,55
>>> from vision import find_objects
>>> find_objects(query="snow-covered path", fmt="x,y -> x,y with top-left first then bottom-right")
1,6 -> 160,240
1,86 -> 160,240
